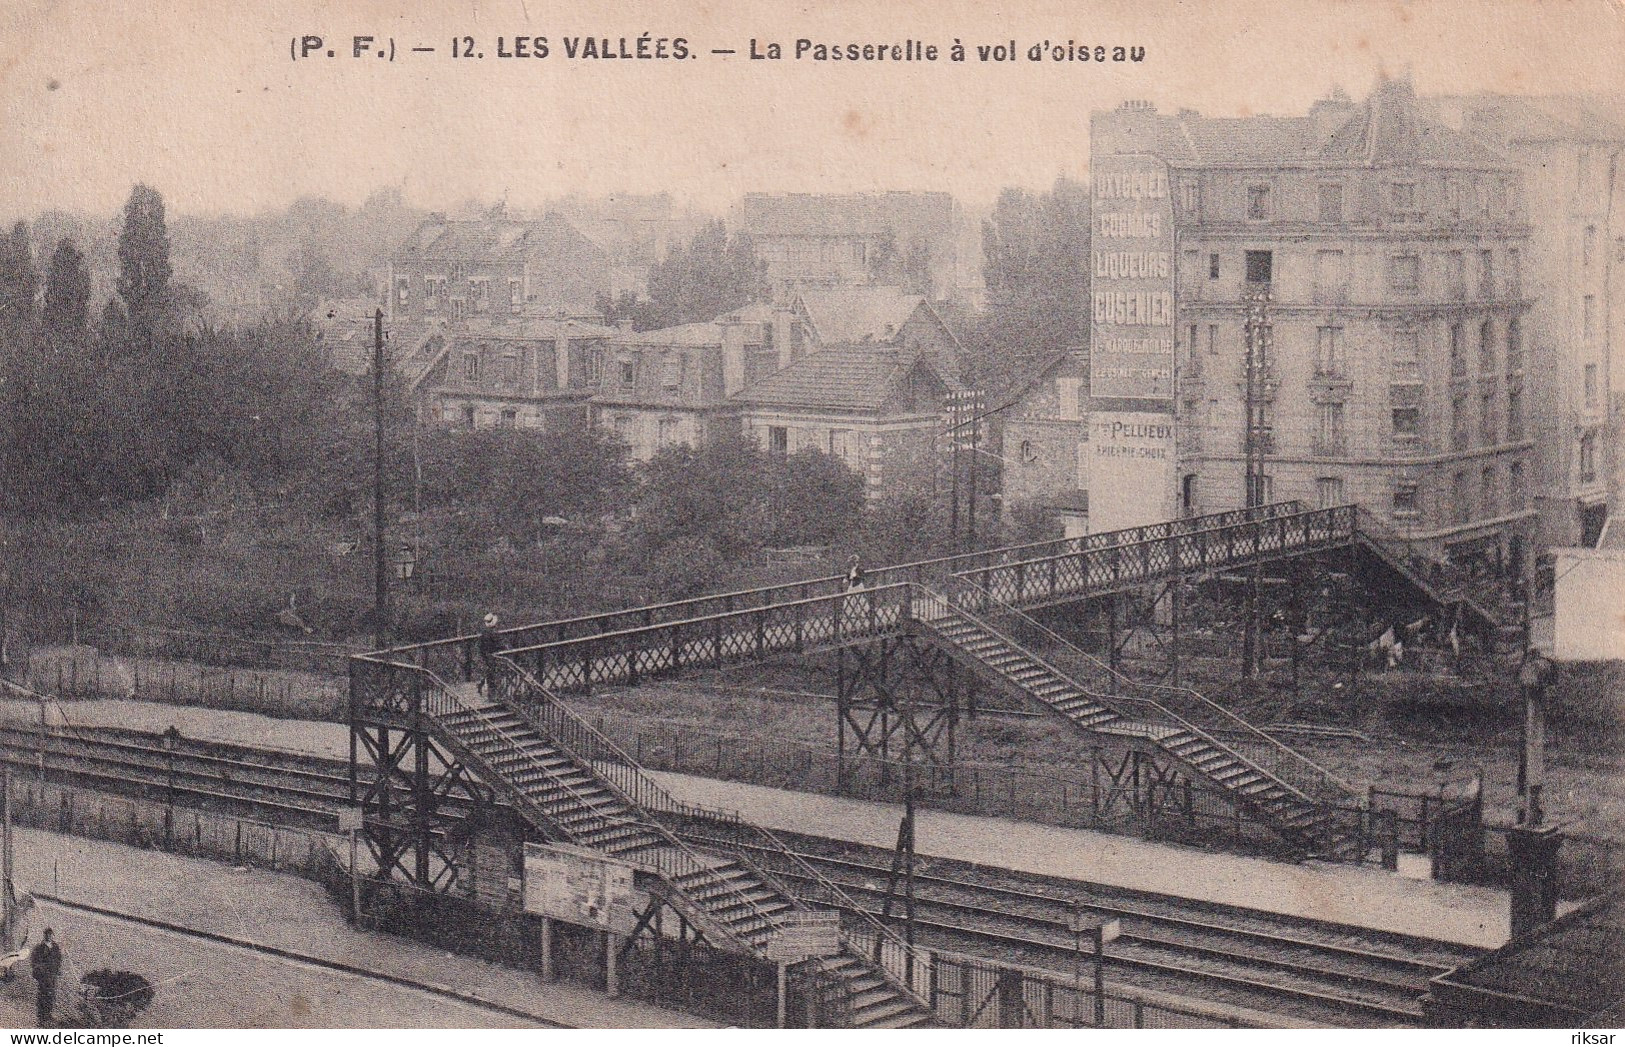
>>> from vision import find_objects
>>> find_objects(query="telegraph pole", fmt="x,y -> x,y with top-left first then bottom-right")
373,308 -> 389,650
1241,284 -> 1271,677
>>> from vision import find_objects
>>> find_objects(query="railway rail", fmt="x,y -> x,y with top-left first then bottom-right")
0,722 -> 1480,1026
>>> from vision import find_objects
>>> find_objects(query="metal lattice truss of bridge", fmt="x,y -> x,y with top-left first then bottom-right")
349,501 -> 1513,1025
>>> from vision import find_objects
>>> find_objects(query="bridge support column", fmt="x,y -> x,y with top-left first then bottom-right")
836,635 -> 970,783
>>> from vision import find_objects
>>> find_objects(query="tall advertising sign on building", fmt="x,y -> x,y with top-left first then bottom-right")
1089,153 -> 1177,533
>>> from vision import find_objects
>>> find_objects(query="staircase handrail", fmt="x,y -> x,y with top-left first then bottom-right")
676,809 -> 936,1012
934,576 -> 1360,806
1351,507 -> 1506,632
360,655 -> 790,954
483,656 -> 934,1003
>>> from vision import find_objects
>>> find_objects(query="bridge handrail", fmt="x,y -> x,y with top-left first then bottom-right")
350,654 -> 791,951
420,654 -> 935,1004
937,575 -> 1360,807
950,504 -> 1353,589
363,502 -> 1316,666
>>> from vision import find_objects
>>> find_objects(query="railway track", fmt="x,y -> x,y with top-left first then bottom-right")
0,722 -> 1480,1026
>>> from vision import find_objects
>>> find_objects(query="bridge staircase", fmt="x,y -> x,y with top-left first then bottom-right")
364,657 -> 934,1028
907,583 -> 1367,859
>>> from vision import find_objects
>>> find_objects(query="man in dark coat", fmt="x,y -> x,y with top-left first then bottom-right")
477,613 -> 502,695
31,927 -> 62,1026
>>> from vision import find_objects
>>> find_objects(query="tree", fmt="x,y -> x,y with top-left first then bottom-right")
770,450 -> 866,547
0,221 -> 39,335
970,177 -> 1090,394
607,220 -> 767,331
40,238 -> 90,343
867,228 -> 934,297
115,183 -> 174,348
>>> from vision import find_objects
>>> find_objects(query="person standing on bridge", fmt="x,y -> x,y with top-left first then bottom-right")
845,554 -> 866,591
31,927 -> 61,1026
477,613 -> 502,696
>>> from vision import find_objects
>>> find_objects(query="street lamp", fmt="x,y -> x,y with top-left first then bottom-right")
1516,649 -> 1555,827
1068,900 -> 1120,1027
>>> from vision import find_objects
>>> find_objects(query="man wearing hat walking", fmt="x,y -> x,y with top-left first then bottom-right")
477,613 -> 502,696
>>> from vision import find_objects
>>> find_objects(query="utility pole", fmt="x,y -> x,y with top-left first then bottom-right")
1241,283 -> 1271,678
373,308 -> 389,650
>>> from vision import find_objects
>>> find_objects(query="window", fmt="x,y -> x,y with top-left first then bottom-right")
1315,326 -> 1344,377
769,426 -> 788,456
1446,178 -> 1463,217
1392,405 -> 1421,438
1580,432 -> 1597,483
619,360 -> 636,388
1393,480 -> 1420,516
470,278 -> 490,312
450,297 -> 467,320
1584,225 -> 1597,269
1390,255 -> 1420,292
1507,388 -> 1523,439
1316,401 -> 1346,455
1314,250 -> 1346,301
657,417 -> 677,448
499,408 -> 517,429
1585,363 -> 1598,407
1508,249 -> 1522,295
1181,180 -> 1202,214
501,354 -> 520,384
1449,322 -> 1466,377
1247,184 -> 1271,220
425,277 -> 445,311
396,277 -> 410,308
1184,324 -> 1201,378
1393,330 -> 1421,382
1389,182 -> 1417,217
1506,318 -> 1523,372
1317,477 -> 1345,509
1480,390 -> 1497,444
449,262 -> 467,282
661,352 -> 683,389
1182,473 -> 1198,514
1451,395 -> 1469,450
1446,251 -> 1465,298
1453,470 -> 1471,524
461,404 -> 476,428
1244,250 -> 1272,284
509,280 -> 523,314
585,348 -> 602,385
1510,461 -> 1526,508
1584,295 -> 1597,344
1209,253 -> 1220,280
462,352 -> 480,382
1481,466 -> 1498,518
1478,251 -> 1494,299
612,414 -> 631,437
1479,320 -> 1496,373
1020,439 -> 1038,463
1207,324 -> 1218,355
1318,183 -> 1344,224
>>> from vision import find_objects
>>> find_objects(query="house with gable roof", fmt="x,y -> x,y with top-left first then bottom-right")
731,344 -> 961,501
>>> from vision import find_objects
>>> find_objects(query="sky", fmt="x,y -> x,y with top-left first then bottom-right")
3,0 -> 1625,219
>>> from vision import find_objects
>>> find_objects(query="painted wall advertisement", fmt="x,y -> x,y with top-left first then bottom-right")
1089,152 -> 1177,532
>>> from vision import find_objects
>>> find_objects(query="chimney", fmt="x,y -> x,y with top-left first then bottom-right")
1310,85 -> 1356,139
720,321 -> 747,397
773,306 -> 798,369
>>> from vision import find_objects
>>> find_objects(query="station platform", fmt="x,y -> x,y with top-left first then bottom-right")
4,696 -> 1515,950
2,825 -> 714,1028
